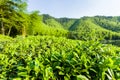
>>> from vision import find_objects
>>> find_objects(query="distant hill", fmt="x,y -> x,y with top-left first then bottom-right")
42,14 -> 120,40
42,14 -> 63,29
56,18 -> 77,30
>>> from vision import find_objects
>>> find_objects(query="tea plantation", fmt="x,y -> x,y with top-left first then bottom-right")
0,35 -> 120,80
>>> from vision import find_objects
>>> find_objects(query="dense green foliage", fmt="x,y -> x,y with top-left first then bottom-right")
0,35 -> 120,79
0,0 -> 27,36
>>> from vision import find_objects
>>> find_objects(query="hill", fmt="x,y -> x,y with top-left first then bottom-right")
42,15 -> 120,40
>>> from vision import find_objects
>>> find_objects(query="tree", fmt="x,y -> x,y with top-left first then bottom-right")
0,0 -> 27,36
28,11 -> 42,35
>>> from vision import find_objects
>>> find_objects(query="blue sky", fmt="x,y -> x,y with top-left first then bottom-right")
27,0 -> 120,18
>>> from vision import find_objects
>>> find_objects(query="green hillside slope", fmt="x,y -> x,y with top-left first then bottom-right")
56,18 -> 77,30
40,14 -> 120,40
93,16 -> 120,32
42,14 -> 63,29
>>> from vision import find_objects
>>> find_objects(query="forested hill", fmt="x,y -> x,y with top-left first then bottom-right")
43,14 -> 120,32
42,14 -> 120,40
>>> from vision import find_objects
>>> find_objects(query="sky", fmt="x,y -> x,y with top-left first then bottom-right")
27,0 -> 120,18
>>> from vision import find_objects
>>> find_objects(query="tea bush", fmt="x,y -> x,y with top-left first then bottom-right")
0,35 -> 120,80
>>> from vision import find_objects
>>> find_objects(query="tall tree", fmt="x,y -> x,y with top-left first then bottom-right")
0,0 -> 27,35
28,11 -> 42,35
